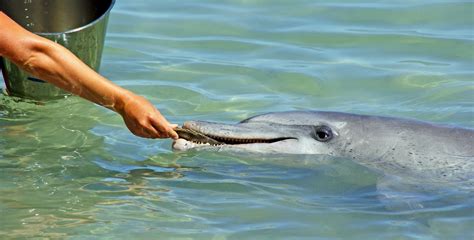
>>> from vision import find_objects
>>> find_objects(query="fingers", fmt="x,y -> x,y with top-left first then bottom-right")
118,96 -> 179,139
167,127 -> 179,140
134,122 -> 174,139
124,119 -> 158,139
143,125 -> 161,139
150,116 -> 179,139
167,123 -> 179,139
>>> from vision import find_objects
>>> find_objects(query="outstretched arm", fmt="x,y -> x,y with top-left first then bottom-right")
0,11 -> 178,139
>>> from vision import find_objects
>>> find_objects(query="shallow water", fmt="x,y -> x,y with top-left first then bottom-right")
1,0 -> 473,239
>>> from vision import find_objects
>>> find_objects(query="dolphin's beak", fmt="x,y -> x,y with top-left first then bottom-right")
173,121 -> 297,148
175,127 -> 223,145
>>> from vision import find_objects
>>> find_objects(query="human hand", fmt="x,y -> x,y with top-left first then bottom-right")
116,94 -> 178,139
0,12 -> 177,139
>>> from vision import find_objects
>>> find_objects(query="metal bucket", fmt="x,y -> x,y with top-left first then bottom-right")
0,0 -> 115,99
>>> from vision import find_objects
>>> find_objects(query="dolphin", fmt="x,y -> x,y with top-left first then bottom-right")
173,111 -> 474,193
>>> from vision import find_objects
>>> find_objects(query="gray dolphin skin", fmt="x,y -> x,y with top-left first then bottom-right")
173,111 -> 474,188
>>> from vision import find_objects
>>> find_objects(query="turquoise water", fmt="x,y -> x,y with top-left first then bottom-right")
1,0 -> 474,239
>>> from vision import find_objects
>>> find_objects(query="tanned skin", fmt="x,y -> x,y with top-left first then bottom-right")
0,12 -> 178,139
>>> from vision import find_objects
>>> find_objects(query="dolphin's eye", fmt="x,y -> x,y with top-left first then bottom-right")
312,125 -> 333,142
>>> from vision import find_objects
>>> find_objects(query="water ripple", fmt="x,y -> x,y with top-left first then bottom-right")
1,0 -> 473,239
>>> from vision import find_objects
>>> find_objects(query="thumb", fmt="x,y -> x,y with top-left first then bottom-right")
168,128 -> 179,140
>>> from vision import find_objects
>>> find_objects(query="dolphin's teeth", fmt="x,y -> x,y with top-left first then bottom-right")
184,131 -> 293,145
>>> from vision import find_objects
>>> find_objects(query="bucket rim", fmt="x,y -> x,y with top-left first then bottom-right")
35,0 -> 116,36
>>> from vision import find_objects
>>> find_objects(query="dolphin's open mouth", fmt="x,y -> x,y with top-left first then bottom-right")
175,127 -> 295,146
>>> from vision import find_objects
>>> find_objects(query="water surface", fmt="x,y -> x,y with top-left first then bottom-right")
1,0 -> 473,239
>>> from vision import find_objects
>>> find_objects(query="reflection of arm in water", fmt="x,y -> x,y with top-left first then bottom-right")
0,11 -> 178,139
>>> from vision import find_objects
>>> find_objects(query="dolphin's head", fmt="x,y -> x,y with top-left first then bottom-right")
172,111 -> 350,155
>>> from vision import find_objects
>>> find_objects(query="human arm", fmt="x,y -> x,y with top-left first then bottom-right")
0,11 -> 178,139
